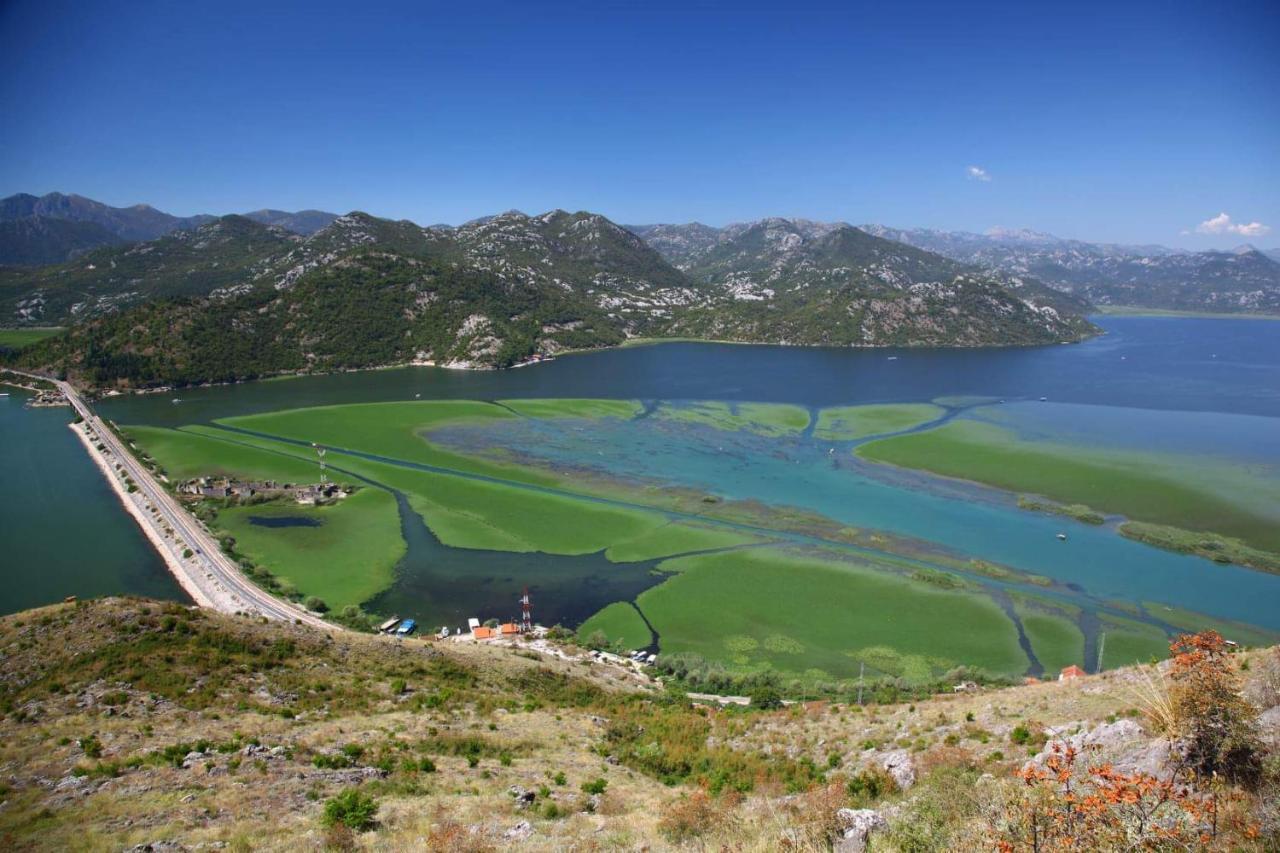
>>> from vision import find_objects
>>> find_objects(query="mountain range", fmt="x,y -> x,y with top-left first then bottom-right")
0,193 -> 337,265
8,191 -> 1278,390
859,225 -> 1280,314
1,201 -> 1092,388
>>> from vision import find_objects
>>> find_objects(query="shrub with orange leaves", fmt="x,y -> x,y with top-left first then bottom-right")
1168,631 -> 1262,788
991,741 -> 1253,851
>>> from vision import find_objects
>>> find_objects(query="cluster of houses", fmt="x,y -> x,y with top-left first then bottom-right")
177,477 -> 350,505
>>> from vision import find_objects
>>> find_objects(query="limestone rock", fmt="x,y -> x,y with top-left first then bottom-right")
835,808 -> 888,853
881,749 -> 916,790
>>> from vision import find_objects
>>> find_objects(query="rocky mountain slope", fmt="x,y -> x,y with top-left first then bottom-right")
6,209 -> 1096,389
0,216 -> 300,323
862,225 -> 1280,314
631,218 -> 1096,346
0,597 -> 1276,850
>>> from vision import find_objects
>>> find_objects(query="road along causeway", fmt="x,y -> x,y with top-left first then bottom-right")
10,369 -> 338,631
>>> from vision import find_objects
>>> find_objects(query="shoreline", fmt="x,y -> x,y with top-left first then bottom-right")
69,419 -> 219,609
1094,306 -> 1280,321
68,331 -> 1101,396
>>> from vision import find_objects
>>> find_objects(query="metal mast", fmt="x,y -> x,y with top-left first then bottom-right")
313,443 -> 327,483
520,587 -> 532,633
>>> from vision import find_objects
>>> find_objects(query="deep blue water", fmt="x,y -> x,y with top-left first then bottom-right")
96,316 -> 1280,426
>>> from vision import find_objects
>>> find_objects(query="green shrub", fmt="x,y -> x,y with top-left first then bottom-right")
581,777 -> 608,795
322,789 -> 378,831
79,735 -> 103,759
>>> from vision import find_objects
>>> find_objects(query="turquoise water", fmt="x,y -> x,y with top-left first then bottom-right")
0,390 -> 183,613
427,400 -> 1280,630
4,315 -> 1279,628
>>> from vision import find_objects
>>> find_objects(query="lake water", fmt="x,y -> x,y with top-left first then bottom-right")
0,390 -> 184,613
4,316 -> 1279,626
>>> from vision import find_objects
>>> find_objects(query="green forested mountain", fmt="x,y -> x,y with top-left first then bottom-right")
0,216 -> 299,323
0,216 -> 123,266
641,218 -> 1096,346
7,209 -> 1097,389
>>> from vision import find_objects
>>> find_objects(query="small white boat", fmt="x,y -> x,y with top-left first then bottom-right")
1056,533 -> 1067,541
171,398 -> 181,404
887,356 -> 899,361
1039,396 -> 1048,402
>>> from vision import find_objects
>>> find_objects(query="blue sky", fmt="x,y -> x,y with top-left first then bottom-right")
1,0 -> 1276,248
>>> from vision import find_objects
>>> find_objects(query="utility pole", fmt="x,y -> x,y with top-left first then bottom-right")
1096,632 -> 1106,674
857,661 -> 865,706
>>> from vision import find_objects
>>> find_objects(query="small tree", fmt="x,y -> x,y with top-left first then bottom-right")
749,684 -> 783,710
304,596 -> 329,613
1168,631 -> 1262,787
323,788 -> 378,831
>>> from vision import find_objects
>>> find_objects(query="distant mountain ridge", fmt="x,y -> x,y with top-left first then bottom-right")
859,224 -> 1280,314
631,220 -> 1280,316
631,218 -> 1093,346
4,208 -> 1095,388
0,192 -> 336,265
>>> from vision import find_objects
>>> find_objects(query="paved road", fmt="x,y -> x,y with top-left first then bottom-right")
20,370 -> 337,630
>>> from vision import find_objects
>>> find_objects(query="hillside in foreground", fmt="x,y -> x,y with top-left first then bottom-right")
1,598 -> 1278,850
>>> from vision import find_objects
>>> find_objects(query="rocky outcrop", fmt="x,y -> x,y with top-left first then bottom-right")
1025,719 -> 1177,780
834,807 -> 889,852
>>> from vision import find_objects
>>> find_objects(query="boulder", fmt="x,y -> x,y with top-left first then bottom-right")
1026,719 -> 1177,780
503,820 -> 534,841
1258,705 -> 1280,749
835,808 -> 887,853
880,749 -> 916,790
508,785 -> 536,808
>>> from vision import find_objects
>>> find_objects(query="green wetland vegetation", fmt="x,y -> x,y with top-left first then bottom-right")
120,396 -> 1280,689
857,419 -> 1280,559
0,327 -> 62,349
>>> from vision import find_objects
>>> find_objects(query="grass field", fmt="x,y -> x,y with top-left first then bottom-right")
1010,596 -> 1085,675
0,327 -> 62,348
496,398 -> 644,420
634,547 -> 1029,680
1097,616 -> 1170,670
577,601 -> 654,650
654,401 -> 811,436
813,403 -> 945,441
858,419 -> 1280,553
122,425 -> 326,483
215,488 -> 405,610
604,521 -> 771,562
219,401 -> 553,484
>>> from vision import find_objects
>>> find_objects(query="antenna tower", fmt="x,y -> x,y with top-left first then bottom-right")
313,443 -> 327,483
520,587 -> 533,633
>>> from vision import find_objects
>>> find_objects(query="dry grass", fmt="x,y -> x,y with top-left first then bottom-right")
1,599 -> 1276,851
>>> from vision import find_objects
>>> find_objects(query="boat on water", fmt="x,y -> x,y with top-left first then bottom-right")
171,398 -> 181,404
1057,533 -> 1068,541
395,618 -> 416,636
378,616 -> 401,633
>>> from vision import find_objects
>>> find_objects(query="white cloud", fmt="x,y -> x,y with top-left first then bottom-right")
966,165 -> 991,182
1194,212 -> 1270,237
